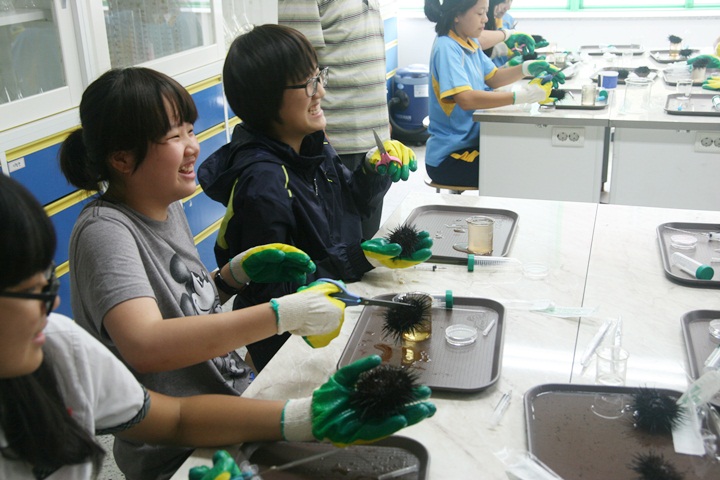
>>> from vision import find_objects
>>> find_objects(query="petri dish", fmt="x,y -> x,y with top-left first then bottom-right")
445,324 -> 478,347
670,234 -> 697,250
523,262 -> 549,279
709,319 -> 720,342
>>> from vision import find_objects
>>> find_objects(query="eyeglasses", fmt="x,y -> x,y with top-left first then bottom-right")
0,264 -> 59,314
285,67 -> 329,97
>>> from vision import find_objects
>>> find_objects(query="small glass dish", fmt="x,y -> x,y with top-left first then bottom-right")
670,234 -> 697,250
445,324 -> 478,347
523,262 -> 549,279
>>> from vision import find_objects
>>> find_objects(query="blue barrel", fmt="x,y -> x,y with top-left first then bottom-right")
391,64 -> 429,131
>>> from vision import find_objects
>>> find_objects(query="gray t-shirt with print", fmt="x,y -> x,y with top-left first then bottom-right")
69,198 -> 253,480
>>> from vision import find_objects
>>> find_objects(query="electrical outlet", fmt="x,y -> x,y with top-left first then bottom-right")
694,131 -> 720,153
551,127 -> 585,147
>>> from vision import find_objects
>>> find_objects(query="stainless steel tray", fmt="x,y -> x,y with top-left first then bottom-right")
403,205 -> 518,264
241,436 -> 428,479
664,93 -> 720,117
590,66 -> 658,85
553,88 -> 608,110
650,48 -> 700,64
337,294 -> 505,392
663,68 -> 720,86
657,222 -> 720,287
681,310 -> 720,408
525,384 -> 720,480
580,44 -> 644,56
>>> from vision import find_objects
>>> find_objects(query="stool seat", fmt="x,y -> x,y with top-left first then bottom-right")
424,176 -> 478,194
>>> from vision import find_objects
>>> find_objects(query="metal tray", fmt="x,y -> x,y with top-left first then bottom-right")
590,66 -> 658,85
580,44 -> 644,56
525,384 -> 720,480
657,222 -> 720,287
680,310 -> 720,408
240,436 -> 428,479
337,294 -> 505,392
664,93 -> 720,117
553,88 -> 608,110
403,205 -> 518,264
650,48 -> 700,64
663,68 -> 720,86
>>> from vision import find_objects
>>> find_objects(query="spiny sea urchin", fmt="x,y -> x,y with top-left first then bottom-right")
668,35 -> 683,45
634,66 -> 651,78
382,293 -> 433,344
386,223 -> 421,258
628,451 -> 683,480
349,364 -> 422,422
631,388 -> 685,435
550,89 -> 567,101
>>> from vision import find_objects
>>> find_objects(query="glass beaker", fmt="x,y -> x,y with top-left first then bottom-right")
668,42 -> 682,59
691,66 -> 707,83
622,78 -> 652,114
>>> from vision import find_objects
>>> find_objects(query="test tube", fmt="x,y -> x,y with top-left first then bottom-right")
671,252 -> 714,280
704,345 -> 720,373
467,255 -> 523,272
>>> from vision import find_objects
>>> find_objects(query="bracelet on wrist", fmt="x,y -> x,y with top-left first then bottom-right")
214,269 -> 239,295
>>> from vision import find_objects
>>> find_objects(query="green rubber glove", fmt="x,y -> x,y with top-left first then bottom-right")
361,231 -> 433,269
281,355 -> 436,446
702,75 -> 720,91
521,60 -> 566,88
505,32 -> 536,57
366,140 -> 418,182
188,450 -> 244,480
271,279 -> 345,348
507,53 -> 546,67
687,54 -> 720,69
229,243 -> 316,285
531,34 -> 550,49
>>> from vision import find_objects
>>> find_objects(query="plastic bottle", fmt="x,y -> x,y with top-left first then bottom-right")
670,252 -> 714,280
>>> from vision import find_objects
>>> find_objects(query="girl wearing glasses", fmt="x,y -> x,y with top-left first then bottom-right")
0,174 -> 435,480
198,24 -> 433,373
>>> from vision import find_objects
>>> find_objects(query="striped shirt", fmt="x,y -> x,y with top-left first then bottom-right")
279,0 -> 391,155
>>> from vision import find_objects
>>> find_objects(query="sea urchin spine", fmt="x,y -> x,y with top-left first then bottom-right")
631,388 -> 686,435
349,364 -> 422,422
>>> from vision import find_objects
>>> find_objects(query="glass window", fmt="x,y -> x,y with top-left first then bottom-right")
0,0 -> 65,105
104,0 -> 213,69
581,0 -> 683,6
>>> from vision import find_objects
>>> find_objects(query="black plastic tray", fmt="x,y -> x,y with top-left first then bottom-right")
553,88 -> 608,110
580,44 -> 644,56
657,222 -> 720,287
663,68 -> 720,86
403,205 -> 518,264
240,436 -> 428,479
664,93 -> 720,117
525,384 -> 720,480
681,310 -> 720,408
337,294 -> 505,392
650,49 -> 700,64
590,66 -> 658,85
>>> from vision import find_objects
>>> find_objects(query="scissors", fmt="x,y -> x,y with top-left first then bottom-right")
372,129 -> 402,174
318,278 -> 414,309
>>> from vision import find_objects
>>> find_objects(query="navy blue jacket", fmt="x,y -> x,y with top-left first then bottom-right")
198,124 -> 391,370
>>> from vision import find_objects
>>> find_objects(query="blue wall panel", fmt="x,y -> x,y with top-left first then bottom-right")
55,273 -> 73,318
198,129 -> 227,168
192,83 -> 226,134
384,16 -> 398,44
11,143 -> 74,206
49,196 -> 95,268
183,192 -> 226,237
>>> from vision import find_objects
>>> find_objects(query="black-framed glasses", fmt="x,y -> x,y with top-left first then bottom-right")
0,264 -> 59,314
285,67 -> 329,97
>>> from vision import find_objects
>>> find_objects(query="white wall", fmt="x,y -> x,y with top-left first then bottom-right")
398,10 -> 720,67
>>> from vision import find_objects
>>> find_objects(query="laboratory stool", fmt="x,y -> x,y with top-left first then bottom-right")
424,176 -> 479,195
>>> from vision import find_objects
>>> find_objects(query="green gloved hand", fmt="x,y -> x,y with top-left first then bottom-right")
189,450 -> 244,480
531,35 -> 550,49
366,140 -> 418,182
522,60 -> 566,88
361,231 -> 433,269
702,75 -> 720,91
229,243 -> 316,285
507,53 -> 546,67
281,355 -> 436,446
271,279 -> 345,348
687,54 -> 720,69
505,32 -> 536,57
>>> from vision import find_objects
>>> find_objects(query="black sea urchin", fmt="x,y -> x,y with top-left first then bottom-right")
679,48 -> 694,58
617,69 -> 630,80
631,388 -> 685,435
668,35 -> 683,45
550,89 -> 567,101
629,451 -> 683,480
382,293 -> 433,344
386,223 -> 421,257
349,364 -> 422,422
634,66 -> 651,78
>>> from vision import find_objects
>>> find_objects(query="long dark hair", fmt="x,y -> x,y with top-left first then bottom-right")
59,67 -> 198,192
0,174 -> 105,475
424,0 -> 480,36
223,24 -> 318,134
